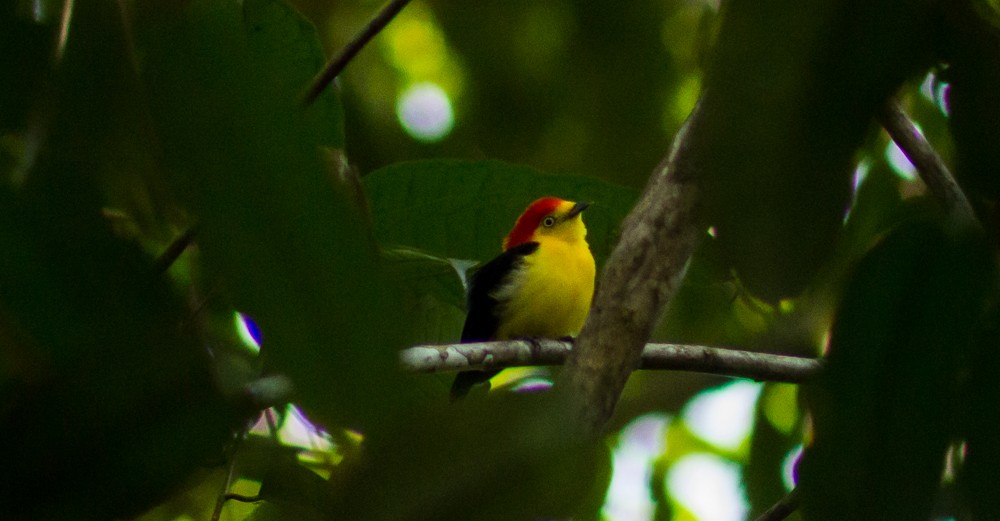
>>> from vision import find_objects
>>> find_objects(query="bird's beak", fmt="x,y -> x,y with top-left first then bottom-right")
566,201 -> 591,219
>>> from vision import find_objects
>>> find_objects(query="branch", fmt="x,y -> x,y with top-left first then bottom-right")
302,0 -> 413,106
877,98 -> 978,226
556,99 -> 706,434
752,488 -> 800,521
400,339 -> 821,383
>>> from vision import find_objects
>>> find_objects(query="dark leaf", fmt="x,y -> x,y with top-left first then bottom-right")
798,221 -> 994,520
258,448 -> 332,514
133,0 -> 408,433
0,4 -> 238,518
697,0 -> 940,301
941,3 -> 1000,225
0,3 -> 54,132
326,393 -> 608,521
243,0 -> 345,147
958,308 -> 1000,520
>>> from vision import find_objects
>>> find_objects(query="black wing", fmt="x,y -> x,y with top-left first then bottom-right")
460,241 -> 539,341
451,242 -> 539,401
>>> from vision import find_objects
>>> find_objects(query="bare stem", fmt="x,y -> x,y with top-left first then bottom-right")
303,0 -> 414,106
877,98 -> 977,226
752,488 -> 800,521
154,225 -> 198,274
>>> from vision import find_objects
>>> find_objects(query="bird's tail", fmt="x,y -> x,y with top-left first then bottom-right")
449,370 -> 499,401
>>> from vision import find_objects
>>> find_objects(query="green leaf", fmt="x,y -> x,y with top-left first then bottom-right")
0,3 -> 239,519
383,247 -> 467,310
798,221 -> 994,520
697,0 -> 940,301
133,0 -> 407,432
326,393 -> 608,521
243,0 -> 345,148
383,246 -> 466,345
0,4 -> 54,132
363,159 -> 639,268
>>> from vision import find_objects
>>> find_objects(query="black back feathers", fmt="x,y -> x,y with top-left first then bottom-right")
451,241 -> 539,401
460,241 -> 539,342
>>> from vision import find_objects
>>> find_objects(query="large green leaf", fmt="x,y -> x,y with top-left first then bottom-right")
383,246 -> 466,344
243,0 -> 345,148
132,0 -> 405,432
798,221 -> 994,520
0,4 -> 238,519
363,159 -> 639,268
697,0 -> 940,301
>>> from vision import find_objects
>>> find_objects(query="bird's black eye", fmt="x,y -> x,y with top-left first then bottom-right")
542,216 -> 556,227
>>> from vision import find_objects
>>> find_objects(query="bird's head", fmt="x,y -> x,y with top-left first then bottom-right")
502,197 -> 591,250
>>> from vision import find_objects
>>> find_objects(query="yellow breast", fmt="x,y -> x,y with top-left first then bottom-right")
492,236 -> 596,339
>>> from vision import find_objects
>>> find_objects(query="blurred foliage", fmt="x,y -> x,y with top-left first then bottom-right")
799,222 -> 995,520
2,0 -> 1000,520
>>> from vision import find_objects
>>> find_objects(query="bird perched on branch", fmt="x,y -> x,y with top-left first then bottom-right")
450,197 -> 596,400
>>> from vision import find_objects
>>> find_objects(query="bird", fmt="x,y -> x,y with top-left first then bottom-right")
450,197 -> 596,400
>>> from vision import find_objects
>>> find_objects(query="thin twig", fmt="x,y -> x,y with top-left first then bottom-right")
303,0 -> 414,106
154,225 -> 198,274
877,98 -> 978,226
752,488 -> 800,521
209,436 -> 244,521
400,339 -> 821,383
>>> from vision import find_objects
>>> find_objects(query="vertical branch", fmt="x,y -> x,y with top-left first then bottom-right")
558,100 -> 706,434
303,0 -> 414,106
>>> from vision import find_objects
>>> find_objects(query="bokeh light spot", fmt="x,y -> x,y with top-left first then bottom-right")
844,160 -> 872,223
763,383 -> 799,434
886,137 -> 918,180
682,380 -> 762,452
602,414 -> 670,521
397,82 -> 454,142
852,159 -> 871,193
667,74 -> 702,130
234,311 -> 262,353
782,444 -> 803,491
919,71 -> 950,116
667,453 -> 748,521
385,13 -> 448,78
